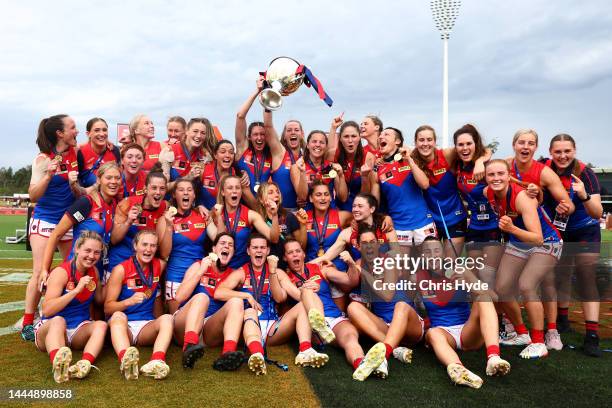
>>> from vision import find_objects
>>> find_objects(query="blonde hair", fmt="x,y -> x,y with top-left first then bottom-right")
97,161 -> 121,181
512,129 -> 538,146
256,181 -> 285,218
74,230 -> 104,250
216,175 -> 242,206
129,114 -> 148,141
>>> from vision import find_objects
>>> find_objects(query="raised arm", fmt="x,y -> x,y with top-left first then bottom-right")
235,78 -> 265,158
263,110 -> 285,159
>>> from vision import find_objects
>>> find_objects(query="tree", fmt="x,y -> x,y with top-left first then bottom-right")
0,165 -> 31,195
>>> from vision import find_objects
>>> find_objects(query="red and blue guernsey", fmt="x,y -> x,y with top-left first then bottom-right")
423,149 -> 465,227
166,210 -> 208,283
187,262 -> 233,317
271,150 -> 300,209
305,159 -> 337,209
371,287 -> 415,324
33,148 -> 79,224
306,209 -> 346,270
486,183 -> 561,245
456,162 -> 498,230
42,260 -> 98,329
416,269 -> 470,327
510,159 -> 545,187
108,196 -> 167,272
336,154 -> 363,212
221,204 -> 252,269
287,263 -> 343,319
542,159 -> 601,232
117,257 -> 162,321
119,170 -> 146,198
76,143 -> 120,187
66,195 -> 116,272
240,262 -> 277,321
142,141 -> 162,173
199,162 -> 236,210
170,142 -> 206,180
237,148 -> 272,196
348,224 -> 389,262
376,157 -> 433,230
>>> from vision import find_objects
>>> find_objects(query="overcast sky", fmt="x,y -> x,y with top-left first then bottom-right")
1,0 -> 611,168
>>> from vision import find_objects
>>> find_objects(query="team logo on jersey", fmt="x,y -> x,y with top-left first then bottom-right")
382,171 -> 394,182
135,216 -> 147,226
176,161 -> 187,170
206,180 -> 216,188
433,168 -> 446,176
205,277 -> 216,287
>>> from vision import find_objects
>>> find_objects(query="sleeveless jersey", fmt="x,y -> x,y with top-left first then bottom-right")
142,141 -> 162,173
542,159 -> 600,232
33,147 -> 79,224
237,148 -> 272,196
77,143 -> 120,187
304,158 -> 337,209
166,211 -> 208,282
416,269 -> 471,327
306,209 -> 346,270
119,171 -> 146,198
271,150 -> 300,209
348,224 -> 389,261
456,162 -> 498,230
199,162 -> 236,210
170,142 -> 207,180
510,159 -> 545,187
376,158 -> 433,230
187,261 -> 232,317
108,196 -> 167,272
287,263 -> 343,318
117,257 -> 162,321
221,204 -> 252,269
42,260 -> 98,329
335,152 -> 363,212
422,149 -> 465,226
486,183 -> 561,244
239,262 -> 277,321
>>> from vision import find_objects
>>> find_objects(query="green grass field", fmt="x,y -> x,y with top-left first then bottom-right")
0,214 -> 610,407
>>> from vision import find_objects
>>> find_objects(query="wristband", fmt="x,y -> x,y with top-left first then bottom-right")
579,193 -> 591,202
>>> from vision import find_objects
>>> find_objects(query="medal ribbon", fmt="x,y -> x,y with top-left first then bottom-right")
132,256 -> 154,288
121,173 -> 139,198
252,151 -> 266,185
223,205 -> 242,236
248,263 -> 268,303
291,266 -> 310,283
313,210 -> 330,253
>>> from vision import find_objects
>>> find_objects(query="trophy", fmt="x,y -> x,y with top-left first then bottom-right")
259,57 -> 333,111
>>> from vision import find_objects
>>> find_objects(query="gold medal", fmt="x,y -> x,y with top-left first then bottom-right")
167,206 -> 177,217
254,183 -> 260,193
54,154 -> 63,163
317,247 -> 325,257
208,252 -> 218,262
86,280 -> 96,292
394,153 -> 402,162
328,169 -> 338,179
144,288 -> 153,299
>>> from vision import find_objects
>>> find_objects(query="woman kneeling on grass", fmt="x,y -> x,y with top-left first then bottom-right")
416,237 -> 510,389
173,232 -> 246,371
35,231 -> 107,383
105,230 -> 173,380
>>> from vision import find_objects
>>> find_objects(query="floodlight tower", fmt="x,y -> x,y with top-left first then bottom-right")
431,0 -> 461,148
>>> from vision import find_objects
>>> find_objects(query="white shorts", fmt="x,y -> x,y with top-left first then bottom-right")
396,223 -> 437,246
127,320 -> 154,344
165,281 -> 181,301
34,319 -> 91,350
506,241 -> 563,261
437,324 -> 465,350
326,315 -> 349,330
29,218 -> 73,241
329,283 -> 345,299
259,319 -> 281,342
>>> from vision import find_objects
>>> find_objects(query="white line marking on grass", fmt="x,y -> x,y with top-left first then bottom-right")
0,273 -> 31,282
0,301 -> 25,313
0,326 -> 18,336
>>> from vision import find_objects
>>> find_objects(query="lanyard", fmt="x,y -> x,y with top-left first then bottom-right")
223,205 -> 242,236
291,266 -> 310,283
90,146 -> 108,172
99,197 -> 114,244
248,263 -> 268,302
312,210 -> 330,250
287,149 -> 301,165
252,151 -> 266,185
493,186 -> 513,218
69,259 -> 79,286
307,157 -> 324,175
121,173 -> 139,198
132,256 -> 154,288
214,163 -> 234,184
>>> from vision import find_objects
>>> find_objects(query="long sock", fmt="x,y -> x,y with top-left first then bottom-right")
118,349 -> 126,362
530,329 -> 545,344
23,313 -> 35,326
299,341 -> 312,352
547,322 -> 557,331
384,343 -> 393,359
557,307 -> 569,320
585,321 -> 599,336
352,357 -> 363,369
183,331 -> 199,351
486,345 -> 500,359
247,341 -> 264,355
151,351 -> 166,362
515,324 -> 529,335
49,348 -> 59,363
82,352 -> 96,364
222,340 -> 238,354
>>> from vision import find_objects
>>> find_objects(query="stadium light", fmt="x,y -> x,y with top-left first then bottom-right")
430,0 -> 461,148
